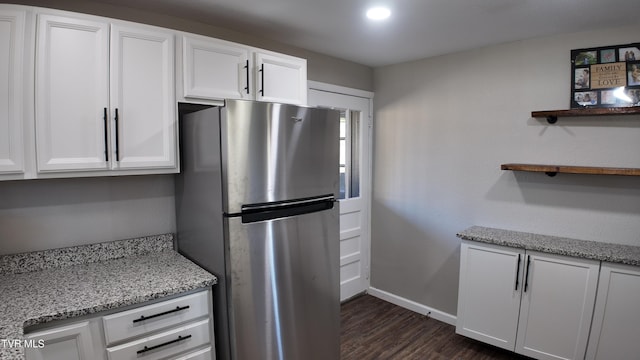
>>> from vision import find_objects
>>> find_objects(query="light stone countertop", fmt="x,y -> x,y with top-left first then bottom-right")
0,234 -> 217,360
457,226 -> 640,266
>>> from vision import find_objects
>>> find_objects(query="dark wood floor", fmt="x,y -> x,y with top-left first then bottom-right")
341,295 -> 531,359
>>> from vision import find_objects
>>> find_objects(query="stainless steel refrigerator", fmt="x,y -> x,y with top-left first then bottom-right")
175,99 -> 340,360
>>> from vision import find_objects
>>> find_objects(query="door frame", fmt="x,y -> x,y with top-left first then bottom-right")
308,81 -> 373,301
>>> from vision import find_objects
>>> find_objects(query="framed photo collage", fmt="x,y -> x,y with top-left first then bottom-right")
571,42 -> 640,108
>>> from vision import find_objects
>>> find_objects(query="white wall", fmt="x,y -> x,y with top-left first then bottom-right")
0,175 -> 175,255
372,24 -> 640,316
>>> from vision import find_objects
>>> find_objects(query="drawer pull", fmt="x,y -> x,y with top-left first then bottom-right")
114,108 -> 120,161
136,334 -> 192,355
132,305 -> 190,323
244,59 -> 250,94
515,254 -> 521,291
524,255 -> 531,292
103,107 -> 109,162
259,63 -> 264,96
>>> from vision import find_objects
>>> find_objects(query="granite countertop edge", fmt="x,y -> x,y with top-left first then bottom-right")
0,234 -> 217,360
457,226 -> 640,267
21,276 -> 217,329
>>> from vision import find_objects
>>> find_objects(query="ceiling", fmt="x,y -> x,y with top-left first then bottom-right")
95,0 -> 640,67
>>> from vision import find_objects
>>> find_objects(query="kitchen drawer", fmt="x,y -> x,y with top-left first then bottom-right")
106,318 -> 211,360
103,290 -> 210,345
174,346 -> 214,360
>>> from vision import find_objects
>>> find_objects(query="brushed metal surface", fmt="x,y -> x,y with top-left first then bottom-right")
226,205 -> 340,360
175,106 -> 232,360
221,99 -> 340,213
176,100 -> 340,360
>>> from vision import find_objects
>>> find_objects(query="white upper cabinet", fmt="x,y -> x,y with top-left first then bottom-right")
2,4 -> 310,181
254,50 -> 307,105
179,33 -> 307,105
35,14 -> 110,172
182,35 -> 250,102
0,8 -> 26,175
35,11 -> 177,175
110,23 -> 176,170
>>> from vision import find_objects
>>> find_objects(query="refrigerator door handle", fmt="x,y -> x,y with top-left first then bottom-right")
240,195 -> 336,223
242,195 -> 336,212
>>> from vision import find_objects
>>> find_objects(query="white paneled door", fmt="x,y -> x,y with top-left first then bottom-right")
456,241 -> 524,351
256,51 -> 307,105
0,8 -> 25,174
110,24 -> 176,170
35,14 -> 110,172
587,262 -> 640,359
515,251 -> 599,360
182,34 -> 250,101
309,82 -> 373,301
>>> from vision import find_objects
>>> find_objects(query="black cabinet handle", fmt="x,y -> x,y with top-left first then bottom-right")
132,305 -> 190,323
136,334 -> 191,354
114,108 -> 120,161
259,63 -> 264,96
103,108 -> 109,162
515,254 -> 521,291
244,59 -> 250,94
524,255 -> 531,292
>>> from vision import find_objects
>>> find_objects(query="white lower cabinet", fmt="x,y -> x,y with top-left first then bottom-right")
457,240 -> 600,360
173,347 -> 213,360
456,241 -> 523,350
25,320 -> 103,360
586,262 -> 640,360
25,290 -> 214,360
515,251 -> 599,360
106,318 -> 211,360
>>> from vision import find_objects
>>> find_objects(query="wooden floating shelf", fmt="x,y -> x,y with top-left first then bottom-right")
531,107 -> 640,124
501,163 -> 640,177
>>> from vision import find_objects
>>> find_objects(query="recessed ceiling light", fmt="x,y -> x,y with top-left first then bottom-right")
366,7 -> 391,20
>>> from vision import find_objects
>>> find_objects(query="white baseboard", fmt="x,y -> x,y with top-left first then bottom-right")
367,287 -> 457,326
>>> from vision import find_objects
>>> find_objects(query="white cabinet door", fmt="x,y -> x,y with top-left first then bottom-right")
110,23 -> 176,170
456,241 -> 524,351
515,251 -> 599,360
35,14 -> 109,172
586,262 -> 640,360
182,35 -> 250,101
177,34 -> 307,106
25,321 -> 100,360
0,8 -> 25,174
254,51 -> 307,105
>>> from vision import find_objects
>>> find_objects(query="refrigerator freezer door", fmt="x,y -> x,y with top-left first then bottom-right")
225,206 -> 340,360
221,100 -> 339,214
